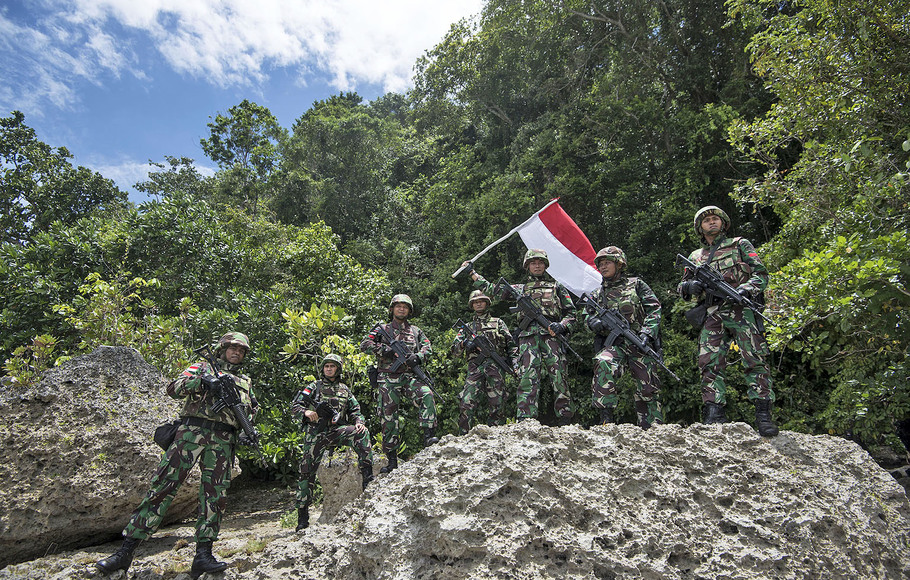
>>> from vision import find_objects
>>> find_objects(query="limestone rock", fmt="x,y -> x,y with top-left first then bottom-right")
0,346 -> 199,567
316,448 -> 384,524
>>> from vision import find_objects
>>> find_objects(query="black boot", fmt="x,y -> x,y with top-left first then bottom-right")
755,398 -> 780,437
424,426 -> 439,447
599,407 -> 614,425
703,402 -> 727,424
96,537 -> 139,573
360,461 -> 374,490
295,505 -> 309,532
190,541 -> 227,578
379,451 -> 398,474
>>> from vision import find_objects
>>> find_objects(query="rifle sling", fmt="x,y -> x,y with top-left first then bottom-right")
182,416 -> 236,435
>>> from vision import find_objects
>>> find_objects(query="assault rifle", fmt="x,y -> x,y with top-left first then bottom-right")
578,294 -> 680,382
293,385 -> 338,436
674,254 -> 771,324
453,318 -> 517,378
370,323 -> 438,395
194,345 -> 261,448
495,277 -> 582,361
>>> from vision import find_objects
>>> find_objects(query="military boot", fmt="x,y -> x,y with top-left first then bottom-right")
295,505 -> 310,532
190,541 -> 227,578
96,537 -> 139,573
754,398 -> 780,437
599,407 -> 614,425
703,402 -> 727,424
423,427 -> 439,447
360,461 -> 374,490
379,451 -> 398,474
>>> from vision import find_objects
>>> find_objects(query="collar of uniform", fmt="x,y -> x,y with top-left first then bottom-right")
389,319 -> 410,331
601,273 -> 627,288
527,273 -> 551,282
218,359 -> 244,374
704,232 -> 729,248
473,312 -> 491,322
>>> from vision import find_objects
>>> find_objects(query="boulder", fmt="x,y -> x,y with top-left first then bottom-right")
0,346 -> 200,567
316,447 -> 384,524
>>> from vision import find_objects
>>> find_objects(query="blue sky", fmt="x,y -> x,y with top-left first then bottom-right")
1,0 -> 484,203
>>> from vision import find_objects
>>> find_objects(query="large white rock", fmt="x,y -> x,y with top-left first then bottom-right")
0,346 -> 200,567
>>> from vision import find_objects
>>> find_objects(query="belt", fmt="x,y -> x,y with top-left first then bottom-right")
182,416 -> 236,434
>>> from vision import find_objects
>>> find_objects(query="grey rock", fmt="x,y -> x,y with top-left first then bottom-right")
0,346 -> 199,567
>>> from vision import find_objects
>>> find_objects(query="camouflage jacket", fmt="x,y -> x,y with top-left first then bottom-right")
290,378 -> 364,428
360,319 -> 433,375
451,312 -> 518,362
677,234 -> 769,303
474,273 -> 576,338
167,359 -> 256,431
585,274 -> 661,336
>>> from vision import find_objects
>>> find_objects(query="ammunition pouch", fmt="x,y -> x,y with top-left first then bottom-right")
685,302 -> 709,329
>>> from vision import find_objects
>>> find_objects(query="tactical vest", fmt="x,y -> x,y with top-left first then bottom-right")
689,236 -> 753,288
596,276 -> 645,332
301,379 -> 352,422
176,360 -> 254,429
521,278 -> 562,325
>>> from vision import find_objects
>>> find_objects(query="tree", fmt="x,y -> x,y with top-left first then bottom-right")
134,156 -> 211,201
0,111 -> 126,245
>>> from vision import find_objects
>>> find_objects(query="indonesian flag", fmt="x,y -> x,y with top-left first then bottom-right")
515,199 -> 602,296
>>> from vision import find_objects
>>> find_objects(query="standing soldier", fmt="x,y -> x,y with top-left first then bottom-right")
451,290 -> 518,434
677,205 -> 779,436
360,294 -> 436,474
584,246 -> 664,428
463,249 -> 577,424
290,354 -> 373,532
96,332 -> 257,577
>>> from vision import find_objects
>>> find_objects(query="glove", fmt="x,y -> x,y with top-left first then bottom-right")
680,280 -> 705,299
736,287 -> 752,300
200,374 -> 221,397
638,333 -> 652,350
406,353 -> 421,368
586,317 -> 606,334
548,322 -> 565,335
463,339 -> 477,353
380,344 -> 395,357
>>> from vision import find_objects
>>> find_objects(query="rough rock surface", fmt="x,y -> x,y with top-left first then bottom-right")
316,448 -> 386,524
5,420 -> 909,580
0,346 -> 200,567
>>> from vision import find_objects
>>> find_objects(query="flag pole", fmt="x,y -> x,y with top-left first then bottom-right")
450,199 -> 559,278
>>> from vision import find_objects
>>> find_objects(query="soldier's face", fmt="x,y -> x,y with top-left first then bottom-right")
392,303 -> 410,320
323,362 -> 339,378
224,344 -> 247,364
527,259 -> 547,275
701,215 -> 723,235
597,260 -> 617,279
472,300 -> 488,313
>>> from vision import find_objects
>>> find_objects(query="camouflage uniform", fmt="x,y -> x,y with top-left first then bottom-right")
120,334 -> 256,544
290,365 -> 373,510
451,298 -> 517,433
360,317 -> 435,456
678,210 -> 774,407
585,264 -> 664,428
473,259 -> 576,421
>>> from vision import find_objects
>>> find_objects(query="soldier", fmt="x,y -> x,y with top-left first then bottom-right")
451,290 -> 518,434
584,246 -> 664,428
464,249 -> 577,424
290,354 -> 373,532
677,206 -> 779,436
360,294 -> 436,474
96,332 -> 257,577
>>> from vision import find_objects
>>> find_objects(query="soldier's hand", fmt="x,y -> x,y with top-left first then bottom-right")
463,339 -> 476,353
548,322 -> 565,336
354,422 -> 366,434
638,333 -> 652,350
304,409 -> 319,423
736,287 -> 752,300
380,344 -> 395,358
406,353 -> 421,368
200,375 -> 222,397
680,280 -> 704,299
586,318 -> 606,334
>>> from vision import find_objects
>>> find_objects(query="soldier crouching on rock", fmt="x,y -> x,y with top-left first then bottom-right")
96,332 -> 258,578
290,354 -> 373,532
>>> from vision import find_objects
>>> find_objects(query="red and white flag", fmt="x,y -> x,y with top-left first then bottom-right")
515,199 -> 602,296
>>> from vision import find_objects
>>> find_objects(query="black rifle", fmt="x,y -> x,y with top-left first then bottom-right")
578,294 -> 680,382
294,384 -> 338,436
675,254 -> 771,324
194,345 -> 261,448
370,323 -> 438,395
495,277 -> 582,361
453,318 -> 517,377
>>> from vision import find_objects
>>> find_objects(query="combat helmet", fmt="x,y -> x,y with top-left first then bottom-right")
468,289 -> 492,308
215,331 -> 250,355
322,353 -> 343,373
389,294 -> 413,315
523,248 -> 549,269
594,246 -> 627,270
694,206 -> 730,238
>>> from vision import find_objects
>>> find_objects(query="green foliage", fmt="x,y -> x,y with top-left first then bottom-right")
2,334 -> 60,388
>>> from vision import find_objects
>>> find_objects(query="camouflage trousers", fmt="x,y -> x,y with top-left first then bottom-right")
296,423 -> 373,508
458,358 -> 508,434
378,373 -> 437,453
698,305 -> 774,405
516,333 -> 573,420
122,423 -> 233,543
592,343 -> 663,428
